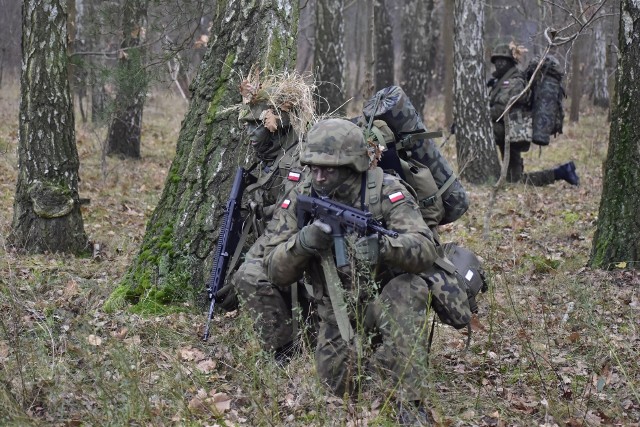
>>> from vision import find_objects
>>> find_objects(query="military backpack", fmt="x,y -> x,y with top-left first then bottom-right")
525,55 -> 566,146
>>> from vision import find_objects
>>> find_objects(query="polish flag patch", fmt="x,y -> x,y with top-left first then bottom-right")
287,171 -> 301,181
388,191 -> 405,203
502,80 -> 510,86
281,199 -> 291,209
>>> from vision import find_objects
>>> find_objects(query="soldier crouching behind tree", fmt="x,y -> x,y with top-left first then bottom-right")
217,70 -> 316,359
488,42 -> 579,186
262,118 -> 438,424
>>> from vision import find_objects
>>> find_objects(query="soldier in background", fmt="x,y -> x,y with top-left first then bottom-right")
488,43 -> 579,186
263,118 -> 439,424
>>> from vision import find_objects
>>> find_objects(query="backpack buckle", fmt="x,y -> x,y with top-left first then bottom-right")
419,195 -> 437,208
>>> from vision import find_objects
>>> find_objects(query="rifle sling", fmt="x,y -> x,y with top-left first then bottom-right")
319,251 -> 355,345
397,130 -> 443,151
227,211 -> 255,280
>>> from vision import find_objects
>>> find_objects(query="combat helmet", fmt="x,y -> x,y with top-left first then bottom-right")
491,42 -> 528,64
300,119 -> 370,172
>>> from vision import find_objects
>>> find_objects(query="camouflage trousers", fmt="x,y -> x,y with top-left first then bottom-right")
315,273 -> 432,400
233,235 -> 294,352
495,125 -> 555,186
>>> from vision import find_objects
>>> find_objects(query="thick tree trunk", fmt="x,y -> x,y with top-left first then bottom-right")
592,16 -> 610,109
296,0 -> 315,74
443,0 -> 454,129
106,0 -> 299,312
589,0 -> 640,269
105,0 -> 148,158
11,0 -> 87,254
453,0 -> 500,184
374,0 -> 394,89
316,0 -> 345,114
400,0 -> 433,119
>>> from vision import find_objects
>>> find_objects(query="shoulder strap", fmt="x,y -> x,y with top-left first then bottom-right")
364,168 -> 384,220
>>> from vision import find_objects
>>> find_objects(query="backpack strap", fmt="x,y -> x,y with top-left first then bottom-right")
397,130 -> 443,152
364,168 -> 384,220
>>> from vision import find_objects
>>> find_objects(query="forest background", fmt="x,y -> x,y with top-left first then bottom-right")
1,0 -> 638,426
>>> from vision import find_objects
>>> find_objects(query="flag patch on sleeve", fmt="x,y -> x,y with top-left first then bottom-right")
388,191 -> 405,203
287,171 -> 301,181
502,80 -> 510,86
281,199 -> 291,209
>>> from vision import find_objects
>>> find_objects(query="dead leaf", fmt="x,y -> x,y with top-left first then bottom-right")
196,359 -> 217,374
87,335 -> 103,346
111,327 -> 129,339
0,341 -> 9,359
567,331 -> 580,343
63,279 -> 80,298
470,314 -> 486,331
124,335 -> 141,346
179,347 -> 205,362
263,110 -> 279,132
210,392 -> 231,413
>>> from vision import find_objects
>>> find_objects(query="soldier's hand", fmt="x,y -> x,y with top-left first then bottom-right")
487,77 -> 497,88
354,234 -> 380,265
298,219 -> 333,253
215,283 -> 239,312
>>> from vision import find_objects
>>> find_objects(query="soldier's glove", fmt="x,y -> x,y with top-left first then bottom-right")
487,77 -> 497,88
353,234 -> 380,265
215,283 -> 239,312
297,220 -> 333,254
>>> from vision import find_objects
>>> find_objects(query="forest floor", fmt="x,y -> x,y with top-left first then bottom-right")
1,78 -> 638,426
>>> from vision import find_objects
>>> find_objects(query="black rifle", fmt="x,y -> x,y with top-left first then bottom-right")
203,167 -> 257,341
296,194 -> 399,268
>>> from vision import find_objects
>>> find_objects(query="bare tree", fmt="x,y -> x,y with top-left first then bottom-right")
296,0 -> 315,74
11,0 -> 87,254
592,13 -> 610,108
453,0 -> 500,184
590,0 -> 640,269
105,0 -> 299,311
374,0 -> 394,89
316,0 -> 345,114
443,0 -> 454,129
569,35 -> 584,122
105,0 -> 149,158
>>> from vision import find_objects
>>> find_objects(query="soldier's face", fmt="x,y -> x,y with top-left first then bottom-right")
244,121 -> 271,147
493,58 -> 513,76
310,165 -> 349,197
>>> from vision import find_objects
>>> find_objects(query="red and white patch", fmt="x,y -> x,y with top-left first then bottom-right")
281,199 -> 291,209
287,171 -> 301,182
502,80 -> 510,86
388,191 -> 405,203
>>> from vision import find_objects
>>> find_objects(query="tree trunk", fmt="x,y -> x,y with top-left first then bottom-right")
592,15 -> 610,109
589,0 -> 640,269
569,36 -> 583,122
400,0 -> 433,119
105,0 -> 148,158
11,0 -> 87,254
105,0 -> 299,312
453,0 -> 500,184
315,0 -> 345,114
443,0 -> 454,129
374,0 -> 394,89
296,0 -> 315,74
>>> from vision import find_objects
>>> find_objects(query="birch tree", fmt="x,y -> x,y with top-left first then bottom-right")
11,0 -> 87,254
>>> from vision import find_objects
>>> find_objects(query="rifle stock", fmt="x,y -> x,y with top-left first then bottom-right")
203,167 -> 256,341
295,194 -> 398,268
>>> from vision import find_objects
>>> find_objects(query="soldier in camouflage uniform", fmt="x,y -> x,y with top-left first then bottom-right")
489,43 -> 579,186
218,74 -> 313,357
263,118 -> 438,420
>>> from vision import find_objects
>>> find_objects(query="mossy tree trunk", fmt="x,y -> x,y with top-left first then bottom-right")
106,0 -> 299,313
105,0 -> 148,158
589,0 -> 640,269
316,0 -> 345,114
10,0 -> 88,254
453,0 -> 500,184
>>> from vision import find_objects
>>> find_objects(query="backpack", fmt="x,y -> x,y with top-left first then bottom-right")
525,55 -> 566,146
360,86 -> 470,225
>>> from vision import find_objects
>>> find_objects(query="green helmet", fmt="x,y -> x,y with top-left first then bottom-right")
301,118 -> 370,172
491,43 -> 516,63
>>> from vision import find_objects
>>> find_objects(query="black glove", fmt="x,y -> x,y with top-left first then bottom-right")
487,77 -> 497,88
215,283 -> 239,312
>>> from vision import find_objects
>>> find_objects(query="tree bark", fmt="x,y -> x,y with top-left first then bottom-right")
315,0 -> 345,114
443,0 -> 454,129
589,0 -> 640,269
11,0 -> 87,254
592,15 -> 610,109
296,0 -> 315,74
105,0 -> 299,312
105,0 -> 148,158
453,0 -> 500,184
569,35 -> 583,122
374,0 -> 394,89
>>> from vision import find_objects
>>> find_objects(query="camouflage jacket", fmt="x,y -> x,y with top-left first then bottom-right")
262,169 -> 437,290
489,66 -> 530,123
247,131 -> 305,226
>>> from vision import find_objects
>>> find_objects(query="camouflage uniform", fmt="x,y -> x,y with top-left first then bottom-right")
489,44 -> 556,186
263,119 -> 438,399
230,102 -> 307,353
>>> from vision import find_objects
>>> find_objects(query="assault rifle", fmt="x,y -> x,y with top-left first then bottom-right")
203,167 -> 256,341
296,195 -> 399,268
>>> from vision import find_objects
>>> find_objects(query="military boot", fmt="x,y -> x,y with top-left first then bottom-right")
553,161 -> 580,186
